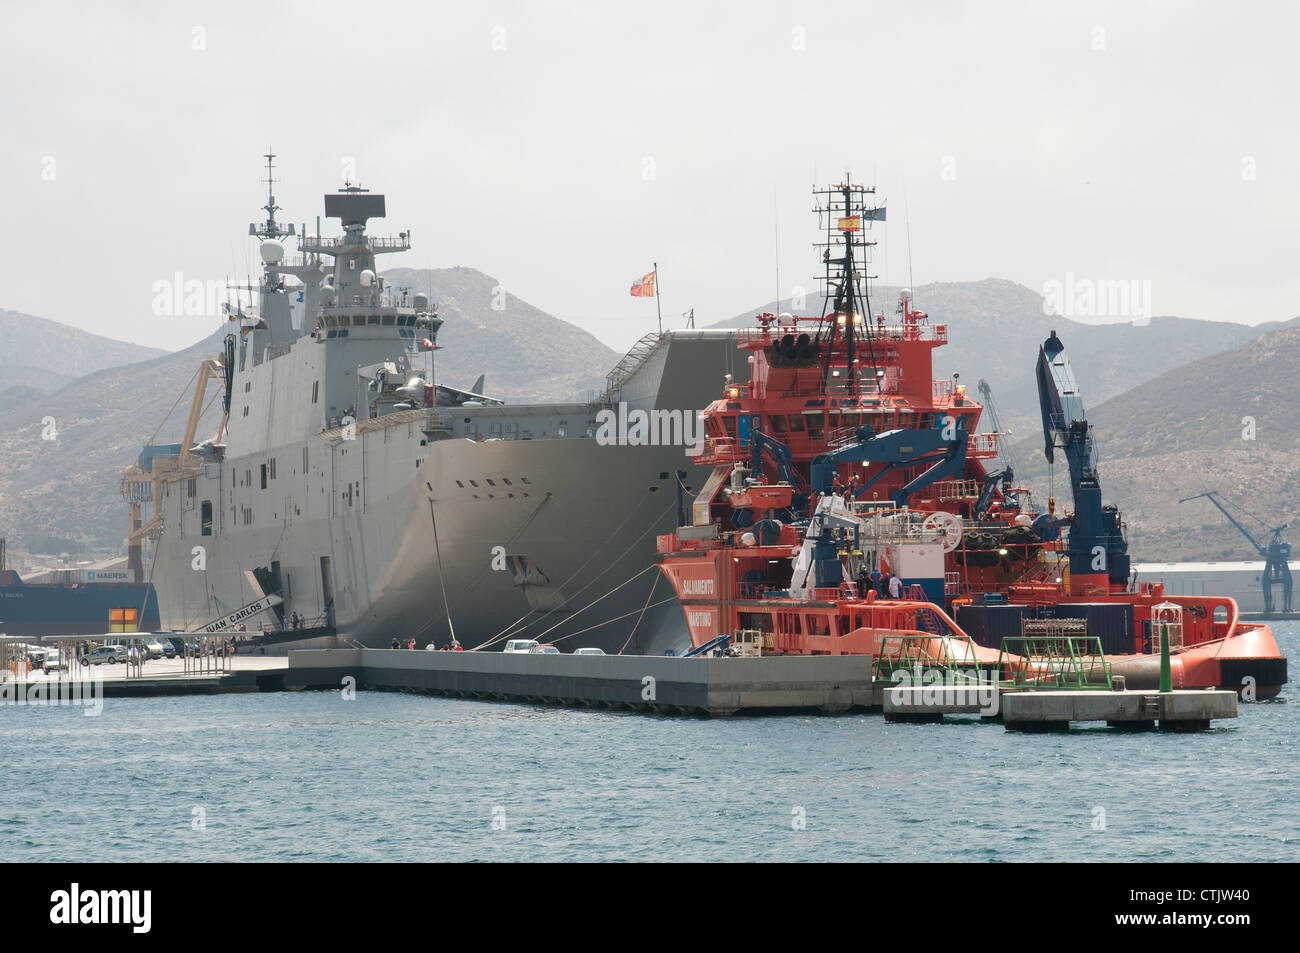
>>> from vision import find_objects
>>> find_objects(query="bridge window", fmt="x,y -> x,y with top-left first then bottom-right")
721,416 -> 737,438
769,415 -> 787,434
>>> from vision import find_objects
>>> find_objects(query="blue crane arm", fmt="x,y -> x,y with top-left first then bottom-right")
750,430 -> 801,487
974,467 -> 1013,519
809,421 -> 968,508
1180,492 -> 1267,557
1034,330 -> 1129,583
1036,330 -> 1095,488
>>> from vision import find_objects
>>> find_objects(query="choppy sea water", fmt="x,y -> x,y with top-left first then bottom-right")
2,625 -> 1296,862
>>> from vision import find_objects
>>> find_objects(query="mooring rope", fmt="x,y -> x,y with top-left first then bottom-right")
428,499 -> 457,645
618,567 -> 662,655
478,495 -> 675,648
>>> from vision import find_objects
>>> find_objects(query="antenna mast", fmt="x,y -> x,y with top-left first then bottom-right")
250,151 -> 295,241
811,173 -> 884,397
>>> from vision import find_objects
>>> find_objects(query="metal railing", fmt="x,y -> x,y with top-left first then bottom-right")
870,633 -> 984,683
997,633 -> 1112,690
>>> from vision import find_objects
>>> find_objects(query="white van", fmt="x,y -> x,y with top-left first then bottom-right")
503,639 -> 540,654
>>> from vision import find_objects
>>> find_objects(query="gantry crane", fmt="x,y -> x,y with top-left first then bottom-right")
1179,491 -> 1292,614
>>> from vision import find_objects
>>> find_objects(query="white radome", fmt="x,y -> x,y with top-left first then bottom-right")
259,240 -> 285,264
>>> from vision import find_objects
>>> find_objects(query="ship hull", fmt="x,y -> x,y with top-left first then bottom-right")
148,331 -> 735,655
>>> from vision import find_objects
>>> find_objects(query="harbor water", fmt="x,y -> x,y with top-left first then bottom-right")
3,625 -> 1296,863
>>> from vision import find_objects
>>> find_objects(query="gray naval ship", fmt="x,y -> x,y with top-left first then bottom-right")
122,168 -> 739,655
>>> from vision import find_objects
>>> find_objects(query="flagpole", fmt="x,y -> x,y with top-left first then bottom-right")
653,261 -> 662,334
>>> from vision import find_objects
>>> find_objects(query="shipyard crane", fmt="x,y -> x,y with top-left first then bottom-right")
974,377 -> 1037,517
977,377 -> 1020,476
1034,330 -> 1129,594
1179,491 -> 1293,614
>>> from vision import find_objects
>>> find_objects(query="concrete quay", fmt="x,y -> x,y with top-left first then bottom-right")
1001,688 -> 1238,732
286,648 -> 875,716
0,657 -> 288,698
881,682 -> 1236,731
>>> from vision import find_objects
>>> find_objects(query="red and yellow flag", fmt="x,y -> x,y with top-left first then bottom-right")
629,270 -> 656,297
837,215 -> 862,232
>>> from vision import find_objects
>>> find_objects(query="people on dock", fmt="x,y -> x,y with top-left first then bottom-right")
390,637 -> 400,649
407,638 -> 416,650
888,574 -> 903,599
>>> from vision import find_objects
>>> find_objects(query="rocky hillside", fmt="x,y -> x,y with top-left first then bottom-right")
1010,327 -> 1300,561
0,309 -> 167,397
382,266 -> 617,401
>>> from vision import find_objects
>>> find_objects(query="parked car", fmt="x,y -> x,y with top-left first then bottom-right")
573,647 -> 606,656
42,650 -> 67,674
157,638 -> 178,659
503,639 -> 539,654
82,645 -> 127,665
138,637 -> 167,660
529,644 -> 560,655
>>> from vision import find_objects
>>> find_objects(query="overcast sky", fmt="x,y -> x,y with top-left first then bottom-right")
4,1 -> 1297,354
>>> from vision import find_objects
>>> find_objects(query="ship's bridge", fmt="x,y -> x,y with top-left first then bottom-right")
317,306 -> 435,343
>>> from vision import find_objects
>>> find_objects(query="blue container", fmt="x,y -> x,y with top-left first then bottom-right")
957,603 -> 1029,649
1044,603 -> 1135,656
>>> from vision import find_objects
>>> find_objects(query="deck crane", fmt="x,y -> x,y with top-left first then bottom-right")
1179,491 -> 1293,614
1034,330 -> 1130,595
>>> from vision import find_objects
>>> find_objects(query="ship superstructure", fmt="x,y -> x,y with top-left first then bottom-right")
655,178 -> 1287,697
123,161 -> 739,653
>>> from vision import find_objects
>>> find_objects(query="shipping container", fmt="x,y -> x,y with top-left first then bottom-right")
957,603 -> 1029,649
1040,602 -> 1135,656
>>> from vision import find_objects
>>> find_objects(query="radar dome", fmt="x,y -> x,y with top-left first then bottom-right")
412,293 -> 429,311
778,312 -> 794,321
900,288 -> 912,302
259,240 -> 285,265
360,269 -> 376,287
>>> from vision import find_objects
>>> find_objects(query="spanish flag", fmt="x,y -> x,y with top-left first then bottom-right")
630,270 -> 656,298
837,215 -> 862,232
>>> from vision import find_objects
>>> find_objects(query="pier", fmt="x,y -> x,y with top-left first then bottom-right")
0,645 -> 1241,730
286,649 -> 875,716
882,682 -> 1237,730
0,656 -> 289,697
